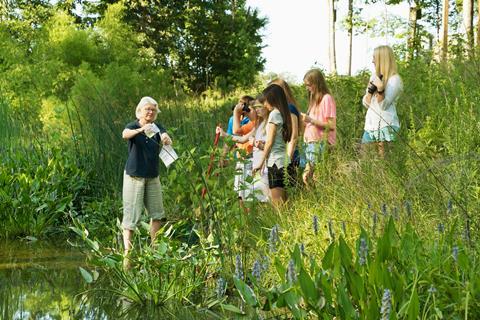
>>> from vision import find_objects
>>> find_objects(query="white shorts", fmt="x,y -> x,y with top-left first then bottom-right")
252,170 -> 270,202
234,160 -> 253,200
234,160 -> 269,202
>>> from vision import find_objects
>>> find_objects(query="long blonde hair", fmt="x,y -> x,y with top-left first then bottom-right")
252,98 -> 267,135
373,45 -> 398,85
303,69 -> 330,111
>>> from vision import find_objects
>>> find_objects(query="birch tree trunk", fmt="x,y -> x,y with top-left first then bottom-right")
407,4 -> 418,61
477,0 -> 480,48
462,0 -> 474,55
441,0 -> 449,61
347,0 -> 353,76
328,0 -> 337,74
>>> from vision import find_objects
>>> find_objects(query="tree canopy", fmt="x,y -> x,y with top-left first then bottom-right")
1,0 -> 266,93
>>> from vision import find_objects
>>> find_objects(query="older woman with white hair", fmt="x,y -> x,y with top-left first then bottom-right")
121,96 -> 172,264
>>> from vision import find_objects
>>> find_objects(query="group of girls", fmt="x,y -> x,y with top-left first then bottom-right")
119,45 -> 402,261
216,45 -> 402,205
216,68 -> 337,205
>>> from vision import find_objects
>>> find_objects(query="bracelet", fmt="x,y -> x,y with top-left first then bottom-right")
377,90 -> 384,94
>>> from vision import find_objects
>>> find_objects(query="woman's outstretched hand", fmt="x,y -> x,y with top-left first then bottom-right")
216,126 -> 227,137
161,132 -> 172,145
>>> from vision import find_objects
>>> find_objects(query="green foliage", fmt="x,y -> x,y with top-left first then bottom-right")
227,218 -> 479,319
0,146 -> 90,239
1,3 -> 480,317
84,0 -> 266,92
71,220 -> 221,306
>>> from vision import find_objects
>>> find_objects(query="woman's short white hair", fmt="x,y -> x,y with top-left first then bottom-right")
135,96 -> 160,120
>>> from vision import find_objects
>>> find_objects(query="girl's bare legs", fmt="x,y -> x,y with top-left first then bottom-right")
302,163 -> 314,186
123,229 -> 133,254
270,187 -> 286,204
377,142 -> 385,158
150,219 -> 162,244
123,220 -> 162,270
123,229 -> 134,270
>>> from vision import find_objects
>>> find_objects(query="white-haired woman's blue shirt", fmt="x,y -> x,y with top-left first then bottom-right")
362,74 -> 403,131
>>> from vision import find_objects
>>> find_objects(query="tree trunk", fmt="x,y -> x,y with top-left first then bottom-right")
441,0 -> 449,61
407,4 -> 418,61
435,0 -> 441,41
463,0 -> 474,55
328,0 -> 337,74
477,0 -> 480,48
231,0 -> 237,19
347,0 -> 353,76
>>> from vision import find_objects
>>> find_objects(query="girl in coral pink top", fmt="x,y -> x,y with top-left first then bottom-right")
301,69 -> 337,186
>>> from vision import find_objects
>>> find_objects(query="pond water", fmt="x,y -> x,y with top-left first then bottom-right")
0,240 -> 218,320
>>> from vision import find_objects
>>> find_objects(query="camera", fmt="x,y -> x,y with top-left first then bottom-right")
367,74 -> 383,94
231,103 -> 251,113
241,103 -> 251,113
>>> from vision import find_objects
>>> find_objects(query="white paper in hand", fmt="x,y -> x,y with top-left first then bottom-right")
159,144 -> 178,168
145,123 -> 160,138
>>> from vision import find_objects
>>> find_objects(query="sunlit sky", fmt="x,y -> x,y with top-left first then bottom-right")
246,0 -> 410,82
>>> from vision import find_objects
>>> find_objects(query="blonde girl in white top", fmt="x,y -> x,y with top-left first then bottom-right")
362,45 -> 403,157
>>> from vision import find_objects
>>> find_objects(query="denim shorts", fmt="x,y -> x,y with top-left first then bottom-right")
302,141 -> 325,165
361,126 -> 399,143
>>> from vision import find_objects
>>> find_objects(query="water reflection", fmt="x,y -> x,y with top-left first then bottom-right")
0,240 -> 219,319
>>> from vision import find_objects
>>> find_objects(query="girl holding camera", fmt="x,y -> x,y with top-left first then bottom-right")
253,84 -> 292,204
362,45 -> 403,157
301,69 -> 337,187
216,99 -> 270,202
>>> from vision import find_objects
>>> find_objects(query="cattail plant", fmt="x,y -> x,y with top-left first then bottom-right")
358,237 -> 368,266
380,288 -> 392,320
299,243 -> 305,255
452,246 -> 458,262
446,199 -> 453,215
269,225 -> 279,253
252,260 -> 262,282
216,277 -> 227,298
262,255 -> 270,271
381,203 -> 388,216
287,259 -> 296,284
235,254 -> 244,280
404,200 -> 412,217
312,215 -> 319,235
328,219 -> 335,242
437,223 -> 445,233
